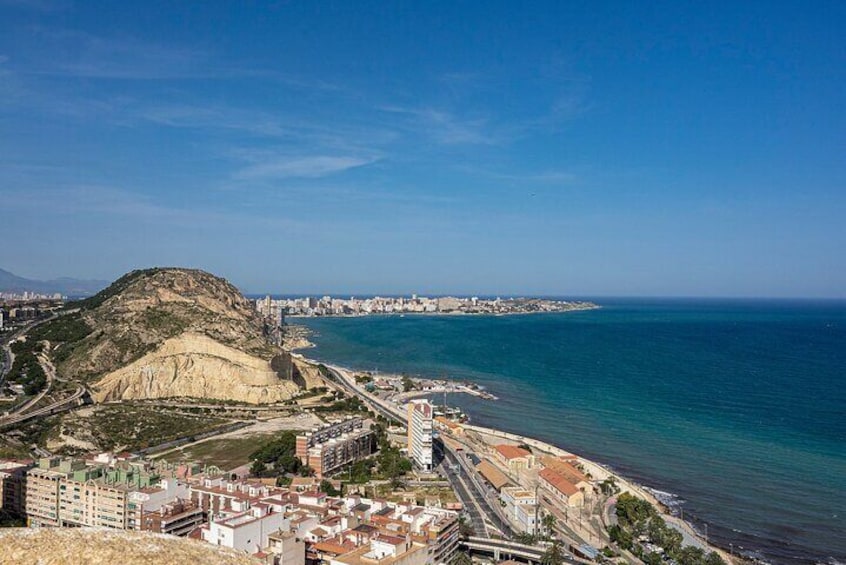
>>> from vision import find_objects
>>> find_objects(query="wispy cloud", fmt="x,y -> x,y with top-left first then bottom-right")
17,27 -> 338,86
140,105 -> 290,137
380,105 -> 499,145
5,27 -> 202,80
233,154 -> 380,180
0,184 -> 311,232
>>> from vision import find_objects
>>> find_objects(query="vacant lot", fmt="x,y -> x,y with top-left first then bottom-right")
156,436 -> 275,470
55,405 -> 232,453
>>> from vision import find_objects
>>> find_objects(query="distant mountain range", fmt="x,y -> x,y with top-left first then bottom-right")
0,268 -> 108,297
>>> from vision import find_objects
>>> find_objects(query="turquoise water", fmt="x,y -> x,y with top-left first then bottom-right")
293,300 -> 846,565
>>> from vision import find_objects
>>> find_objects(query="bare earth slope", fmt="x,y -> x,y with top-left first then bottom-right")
56,267 -> 299,404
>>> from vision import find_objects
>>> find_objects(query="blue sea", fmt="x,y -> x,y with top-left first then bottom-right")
293,299 -> 846,565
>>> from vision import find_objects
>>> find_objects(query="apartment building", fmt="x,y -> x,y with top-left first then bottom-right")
191,476 -> 284,517
418,511 -> 459,565
24,456 -> 180,529
0,460 -> 32,517
406,400 -> 433,472
128,477 -> 201,535
25,466 -> 64,527
296,418 -> 376,479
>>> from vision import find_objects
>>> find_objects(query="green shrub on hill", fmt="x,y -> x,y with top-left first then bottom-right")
66,268 -> 160,311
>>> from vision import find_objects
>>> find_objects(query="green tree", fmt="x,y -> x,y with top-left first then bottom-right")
320,479 -> 341,496
450,551 -> 473,565
250,459 -> 267,477
458,515 -> 474,538
541,541 -> 565,565
608,524 -> 633,551
704,551 -> 726,565
644,552 -> 663,565
600,476 -> 620,496
542,513 -> 557,539
515,532 -> 537,545
402,376 -> 415,392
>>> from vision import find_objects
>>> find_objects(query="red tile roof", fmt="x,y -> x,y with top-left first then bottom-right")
539,468 -> 579,496
494,444 -> 531,460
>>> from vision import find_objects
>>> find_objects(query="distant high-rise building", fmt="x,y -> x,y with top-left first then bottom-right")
407,400 -> 433,471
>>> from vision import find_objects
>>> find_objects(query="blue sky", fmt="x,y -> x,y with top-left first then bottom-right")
1,1 -> 844,297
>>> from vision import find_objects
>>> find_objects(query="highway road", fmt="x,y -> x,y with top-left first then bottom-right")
439,437 -> 514,538
322,362 -> 516,539
323,364 -> 406,425
0,386 -> 87,429
440,449 -> 487,535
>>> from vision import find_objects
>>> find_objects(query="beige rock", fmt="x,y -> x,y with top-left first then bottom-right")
94,332 -> 298,404
0,527 -> 257,565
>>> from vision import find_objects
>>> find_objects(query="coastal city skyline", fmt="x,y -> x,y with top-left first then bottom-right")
1,3 -> 844,298
0,1 -> 843,562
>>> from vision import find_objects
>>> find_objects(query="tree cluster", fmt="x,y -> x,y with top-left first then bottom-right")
249,431 -> 307,478
8,339 -> 47,396
313,394 -> 367,413
401,376 -> 415,392
609,493 -> 724,565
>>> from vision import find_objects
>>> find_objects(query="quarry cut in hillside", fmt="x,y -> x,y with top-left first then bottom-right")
45,267 -> 306,404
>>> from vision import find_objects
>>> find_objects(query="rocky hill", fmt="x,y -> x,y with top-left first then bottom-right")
43,268 -> 301,404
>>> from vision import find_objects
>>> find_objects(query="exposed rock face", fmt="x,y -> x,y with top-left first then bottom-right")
292,358 -> 330,390
94,332 -> 298,403
56,267 -> 302,404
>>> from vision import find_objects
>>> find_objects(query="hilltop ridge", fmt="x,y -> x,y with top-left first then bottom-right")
42,267 -> 302,404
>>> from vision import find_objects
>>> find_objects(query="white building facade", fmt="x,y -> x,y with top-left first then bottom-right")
406,400 -> 433,472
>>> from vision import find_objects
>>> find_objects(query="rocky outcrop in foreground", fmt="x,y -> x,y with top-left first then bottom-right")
0,528 -> 256,565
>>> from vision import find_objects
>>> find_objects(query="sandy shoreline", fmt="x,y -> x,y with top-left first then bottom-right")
295,352 -> 734,563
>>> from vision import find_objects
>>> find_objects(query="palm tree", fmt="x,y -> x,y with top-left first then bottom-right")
451,551 -> 473,565
542,513 -> 557,540
541,540 -> 565,565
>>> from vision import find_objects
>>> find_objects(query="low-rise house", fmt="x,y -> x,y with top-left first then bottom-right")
264,529 -> 306,565
538,468 -> 584,507
330,535 -> 428,565
191,477 -> 282,517
493,445 -> 536,474
138,497 -> 204,536
200,503 -> 289,554
499,487 -> 538,535
475,459 -> 510,492
539,456 -> 590,492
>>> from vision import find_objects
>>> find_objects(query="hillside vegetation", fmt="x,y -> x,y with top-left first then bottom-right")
32,267 -> 303,404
